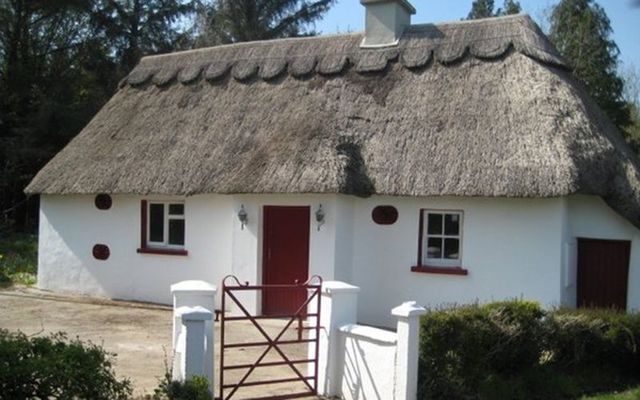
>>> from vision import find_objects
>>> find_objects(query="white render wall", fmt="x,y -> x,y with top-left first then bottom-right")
348,196 -> 566,327
38,193 -> 640,325
38,194 -> 233,304
565,195 -> 640,312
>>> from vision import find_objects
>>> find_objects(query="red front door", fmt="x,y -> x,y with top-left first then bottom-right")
262,206 -> 310,316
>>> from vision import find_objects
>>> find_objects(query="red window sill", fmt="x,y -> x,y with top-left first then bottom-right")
411,265 -> 469,276
137,247 -> 188,256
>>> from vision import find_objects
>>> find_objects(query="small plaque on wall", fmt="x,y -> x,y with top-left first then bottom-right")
92,244 -> 110,260
372,206 -> 399,225
94,194 -> 112,210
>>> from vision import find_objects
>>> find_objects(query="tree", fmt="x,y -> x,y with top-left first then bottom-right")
467,0 -> 521,20
621,64 -> 640,153
0,0 -> 113,231
88,0 -> 197,73
196,0 -> 336,46
0,0 -> 196,231
549,0 -> 631,130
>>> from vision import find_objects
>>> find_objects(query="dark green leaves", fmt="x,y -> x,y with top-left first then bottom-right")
196,0 -> 336,46
549,0 -> 631,130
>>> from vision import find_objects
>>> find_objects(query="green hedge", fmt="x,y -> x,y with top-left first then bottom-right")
419,302 -> 640,400
0,329 -> 132,399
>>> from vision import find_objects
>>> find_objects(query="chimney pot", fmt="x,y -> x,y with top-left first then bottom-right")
361,0 -> 416,48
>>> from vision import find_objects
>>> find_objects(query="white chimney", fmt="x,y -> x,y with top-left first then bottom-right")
360,0 -> 416,48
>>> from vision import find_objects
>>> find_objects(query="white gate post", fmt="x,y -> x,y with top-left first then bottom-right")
171,281 -> 217,392
392,301 -> 427,400
176,307 -> 213,381
312,281 -> 360,397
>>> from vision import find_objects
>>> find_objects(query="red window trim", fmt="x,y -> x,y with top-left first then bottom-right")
415,209 -> 467,276
137,247 -> 188,256
411,265 -> 469,276
138,199 -> 188,256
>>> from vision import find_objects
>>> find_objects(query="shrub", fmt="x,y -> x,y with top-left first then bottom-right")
547,309 -> 640,370
0,233 -> 38,285
153,372 -> 211,400
0,329 -> 132,399
418,301 -> 546,399
418,302 -> 640,400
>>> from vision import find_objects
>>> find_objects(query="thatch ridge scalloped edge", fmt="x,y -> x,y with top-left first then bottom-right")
122,14 -> 568,88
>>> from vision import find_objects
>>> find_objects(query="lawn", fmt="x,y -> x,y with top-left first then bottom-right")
583,388 -> 640,399
0,232 -> 38,286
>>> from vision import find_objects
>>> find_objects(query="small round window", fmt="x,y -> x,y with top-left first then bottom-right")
372,206 -> 398,225
94,194 -> 112,210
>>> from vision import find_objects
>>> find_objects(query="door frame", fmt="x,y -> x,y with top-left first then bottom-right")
576,237 -> 631,310
261,205 -> 311,315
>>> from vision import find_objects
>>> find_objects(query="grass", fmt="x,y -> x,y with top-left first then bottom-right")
583,387 -> 640,399
0,232 -> 38,286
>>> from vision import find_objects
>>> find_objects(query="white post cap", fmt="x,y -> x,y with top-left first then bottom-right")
323,281 -> 361,295
171,280 -> 217,295
391,301 -> 427,318
176,306 -> 213,321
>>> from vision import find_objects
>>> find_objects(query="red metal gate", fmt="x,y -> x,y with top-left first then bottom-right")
218,275 -> 322,400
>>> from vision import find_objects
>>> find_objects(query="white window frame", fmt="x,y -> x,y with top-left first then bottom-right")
147,201 -> 185,249
421,210 -> 463,267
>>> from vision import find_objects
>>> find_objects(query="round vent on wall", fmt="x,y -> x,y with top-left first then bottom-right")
94,194 -> 112,210
372,206 -> 398,225
92,244 -> 110,260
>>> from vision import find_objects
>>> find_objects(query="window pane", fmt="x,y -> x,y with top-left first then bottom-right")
445,214 -> 460,236
169,219 -> 185,246
427,238 -> 442,259
169,204 -> 184,216
444,239 -> 460,259
149,204 -> 164,242
427,213 -> 443,235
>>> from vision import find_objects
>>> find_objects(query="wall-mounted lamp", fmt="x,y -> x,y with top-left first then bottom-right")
238,205 -> 248,230
315,204 -> 325,231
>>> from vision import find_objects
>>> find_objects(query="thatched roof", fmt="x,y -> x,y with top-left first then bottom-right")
26,14 -> 640,227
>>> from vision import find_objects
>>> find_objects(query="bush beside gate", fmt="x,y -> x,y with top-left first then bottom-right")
418,301 -> 640,400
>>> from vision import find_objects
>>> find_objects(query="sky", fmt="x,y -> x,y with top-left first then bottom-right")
315,0 -> 640,71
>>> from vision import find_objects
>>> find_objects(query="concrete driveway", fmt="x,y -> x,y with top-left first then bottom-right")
0,287 -> 318,399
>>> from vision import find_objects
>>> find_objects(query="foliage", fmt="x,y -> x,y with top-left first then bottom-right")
0,0 -> 196,233
467,0 -> 521,19
195,0 -> 336,46
621,64 -> 640,153
88,0 -> 197,73
0,232 -> 37,285
582,387 -> 640,400
153,362 -> 211,400
0,329 -> 132,399
418,302 -> 640,400
548,0 -> 631,131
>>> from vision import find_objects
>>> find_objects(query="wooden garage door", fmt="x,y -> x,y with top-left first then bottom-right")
577,239 -> 630,310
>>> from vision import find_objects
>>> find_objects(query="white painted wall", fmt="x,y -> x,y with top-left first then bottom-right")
350,196 -> 566,327
566,195 -> 640,311
38,194 -> 233,304
38,193 -> 639,326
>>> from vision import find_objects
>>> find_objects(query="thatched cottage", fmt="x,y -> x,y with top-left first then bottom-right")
26,0 -> 640,326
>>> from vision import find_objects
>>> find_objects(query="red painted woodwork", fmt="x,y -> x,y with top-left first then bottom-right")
262,206 -> 311,316
140,200 -> 148,249
411,265 -> 469,276
372,205 -> 398,225
138,199 -> 188,256
92,244 -> 110,260
94,194 -> 112,210
137,247 -> 188,256
577,239 -> 630,310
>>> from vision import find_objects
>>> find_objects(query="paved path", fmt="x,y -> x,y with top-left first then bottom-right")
0,287 -> 319,399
